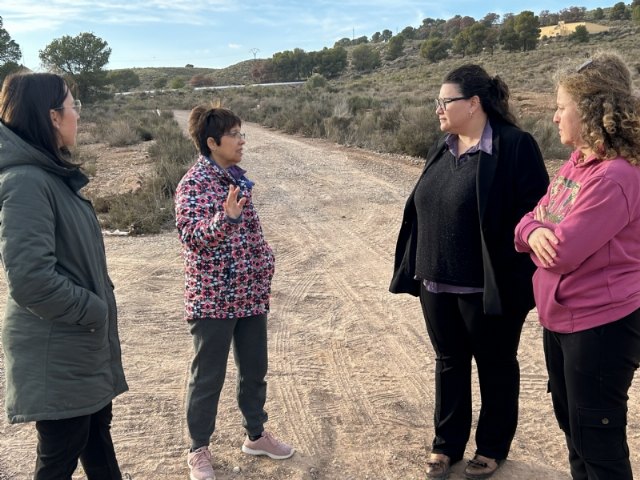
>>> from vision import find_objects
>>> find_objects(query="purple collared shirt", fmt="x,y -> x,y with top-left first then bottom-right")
423,121 -> 493,294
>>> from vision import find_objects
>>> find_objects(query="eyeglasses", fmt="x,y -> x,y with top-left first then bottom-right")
434,97 -> 468,111
223,131 -> 246,140
53,99 -> 82,114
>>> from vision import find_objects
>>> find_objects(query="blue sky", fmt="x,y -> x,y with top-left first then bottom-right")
3,0 -> 613,71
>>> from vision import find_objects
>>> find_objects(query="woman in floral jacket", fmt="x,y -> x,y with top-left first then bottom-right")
175,106 -> 293,480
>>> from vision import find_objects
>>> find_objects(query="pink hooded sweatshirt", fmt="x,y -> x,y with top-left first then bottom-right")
515,150 -> 640,333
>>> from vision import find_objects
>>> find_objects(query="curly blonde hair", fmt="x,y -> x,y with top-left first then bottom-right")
554,51 -> 640,165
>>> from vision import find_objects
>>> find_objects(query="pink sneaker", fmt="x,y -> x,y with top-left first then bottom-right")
187,446 -> 216,480
242,431 -> 295,460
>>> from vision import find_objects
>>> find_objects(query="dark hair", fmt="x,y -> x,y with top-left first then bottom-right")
0,72 -> 77,168
188,105 -> 242,156
444,64 -> 518,127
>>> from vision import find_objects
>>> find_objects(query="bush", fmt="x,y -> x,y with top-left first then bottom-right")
306,73 -> 327,89
521,114 -> 570,160
393,107 -> 440,157
102,119 -> 141,147
88,106 -> 195,234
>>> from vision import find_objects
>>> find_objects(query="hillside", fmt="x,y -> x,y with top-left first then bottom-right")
115,20 -> 640,94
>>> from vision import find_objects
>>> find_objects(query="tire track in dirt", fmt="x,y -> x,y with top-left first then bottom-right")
3,114 -> 638,479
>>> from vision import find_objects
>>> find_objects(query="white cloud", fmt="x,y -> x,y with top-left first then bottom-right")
2,0 -> 240,33
228,43 -> 242,49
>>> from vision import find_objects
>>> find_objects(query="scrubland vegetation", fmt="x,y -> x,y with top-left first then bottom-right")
75,17 -> 640,233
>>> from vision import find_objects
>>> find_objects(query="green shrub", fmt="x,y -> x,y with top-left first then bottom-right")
306,73 -> 327,89
394,107 -> 440,157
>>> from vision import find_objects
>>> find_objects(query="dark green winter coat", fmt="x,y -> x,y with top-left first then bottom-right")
0,122 -> 128,423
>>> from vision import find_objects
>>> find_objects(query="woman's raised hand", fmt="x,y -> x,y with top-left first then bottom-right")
223,186 -> 247,220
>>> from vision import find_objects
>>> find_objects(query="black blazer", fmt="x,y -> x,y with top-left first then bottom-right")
389,120 -> 549,316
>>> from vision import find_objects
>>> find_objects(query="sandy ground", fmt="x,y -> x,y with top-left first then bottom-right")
0,113 -> 638,479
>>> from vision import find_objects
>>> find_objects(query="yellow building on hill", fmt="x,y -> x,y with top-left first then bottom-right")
539,21 -> 610,38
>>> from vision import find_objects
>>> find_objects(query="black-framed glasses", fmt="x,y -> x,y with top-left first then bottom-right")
223,131 -> 246,140
53,99 -> 82,114
434,97 -> 468,111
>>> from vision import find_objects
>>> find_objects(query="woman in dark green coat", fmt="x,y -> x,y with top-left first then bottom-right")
0,73 -> 128,479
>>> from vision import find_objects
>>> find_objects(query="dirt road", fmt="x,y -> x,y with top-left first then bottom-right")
1,115 -> 638,479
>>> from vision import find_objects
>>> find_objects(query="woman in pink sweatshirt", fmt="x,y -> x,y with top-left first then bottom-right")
515,52 -> 640,480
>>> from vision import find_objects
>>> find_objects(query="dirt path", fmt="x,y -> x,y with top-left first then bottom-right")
1,115 -> 638,479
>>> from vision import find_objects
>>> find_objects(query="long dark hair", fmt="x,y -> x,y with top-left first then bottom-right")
188,105 -> 242,156
444,64 -> 518,127
0,72 -> 77,168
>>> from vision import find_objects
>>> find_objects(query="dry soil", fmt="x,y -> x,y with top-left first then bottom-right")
0,112 -> 638,479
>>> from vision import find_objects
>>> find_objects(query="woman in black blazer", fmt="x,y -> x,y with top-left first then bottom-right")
390,64 -> 549,480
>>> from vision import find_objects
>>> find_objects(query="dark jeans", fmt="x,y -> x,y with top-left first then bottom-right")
186,314 -> 268,449
544,309 -> 640,480
420,287 -> 527,462
34,402 -> 121,480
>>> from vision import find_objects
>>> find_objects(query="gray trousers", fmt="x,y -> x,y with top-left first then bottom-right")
186,314 -> 268,449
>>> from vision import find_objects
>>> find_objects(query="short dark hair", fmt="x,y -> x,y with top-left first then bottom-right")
188,105 -> 242,156
444,64 -> 518,127
0,72 -> 76,168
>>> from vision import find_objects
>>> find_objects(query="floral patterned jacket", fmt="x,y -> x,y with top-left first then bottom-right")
175,155 -> 274,320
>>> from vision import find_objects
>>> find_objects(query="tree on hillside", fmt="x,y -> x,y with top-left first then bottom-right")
499,15 -> 521,52
401,26 -> 417,39
416,18 -> 446,39
107,69 -> 140,92
559,6 -> 586,22
381,29 -> 393,42
0,17 -> 22,83
452,31 -> 470,57
538,10 -> 560,26
351,44 -> 380,72
334,37 -> 352,48
633,5 -> 640,23
386,35 -> 405,60
570,25 -> 590,42
484,28 -> 499,55
593,7 -> 605,20
0,61 -> 21,84
514,11 -> 540,51
0,17 -> 21,65
312,46 -> 347,78
420,37 -> 451,63
610,2 -> 630,19
443,15 -> 475,38
371,32 -> 382,43
271,48 -> 312,81
39,32 -> 111,101
481,13 -> 500,27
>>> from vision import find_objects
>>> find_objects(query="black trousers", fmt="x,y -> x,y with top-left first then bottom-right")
544,309 -> 640,480
186,314 -> 268,450
34,402 -> 121,480
420,287 -> 527,462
